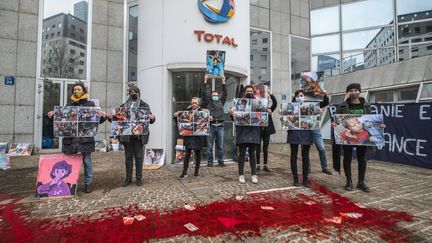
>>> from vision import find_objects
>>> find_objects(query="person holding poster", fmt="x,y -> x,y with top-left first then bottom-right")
201,76 -> 227,167
48,82 -> 108,193
332,83 -> 385,192
174,97 -> 206,179
229,85 -> 260,184
118,87 -> 156,187
256,88 -> 277,173
287,90 -> 313,187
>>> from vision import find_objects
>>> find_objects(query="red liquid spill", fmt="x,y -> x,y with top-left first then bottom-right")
0,182 -> 415,242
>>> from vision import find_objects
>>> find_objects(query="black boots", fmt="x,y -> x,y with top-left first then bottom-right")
344,177 -> 353,191
293,175 -> 300,187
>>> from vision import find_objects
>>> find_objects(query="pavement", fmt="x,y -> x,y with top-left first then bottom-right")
0,143 -> 431,242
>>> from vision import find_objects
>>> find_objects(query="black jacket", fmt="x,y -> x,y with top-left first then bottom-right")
62,99 -> 106,154
337,97 -> 371,115
174,107 -> 205,150
231,96 -> 261,145
201,83 -> 227,122
118,99 -> 155,145
259,94 -> 277,136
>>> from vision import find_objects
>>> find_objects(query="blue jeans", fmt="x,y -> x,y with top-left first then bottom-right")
207,125 -> 224,165
311,130 -> 328,169
82,152 -> 93,185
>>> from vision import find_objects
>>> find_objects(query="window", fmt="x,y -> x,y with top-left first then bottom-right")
47,27 -> 50,31
252,39 -> 258,45
262,38 -> 268,43
342,27 -> 394,51
80,52 -> 85,57
263,48 -> 268,51
70,49 -> 75,55
398,87 -> 419,101
69,58 -> 75,63
79,28 -> 84,33
57,32 -> 60,36
51,24 -> 55,29
79,61 -> 84,65
71,24 -> 76,30
420,83 -> 432,99
260,67 -> 267,75
342,0 -> 393,31
58,23 -> 62,28
312,34 -> 339,54
250,55 -> 253,61
250,29 -> 271,86
45,34 -> 49,39
78,69 -> 83,74
51,33 -> 54,37
291,37 -> 311,91
311,6 -> 339,35
261,55 -> 267,61
128,5 -> 138,82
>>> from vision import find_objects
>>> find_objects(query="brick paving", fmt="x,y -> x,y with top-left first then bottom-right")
0,143 -> 431,242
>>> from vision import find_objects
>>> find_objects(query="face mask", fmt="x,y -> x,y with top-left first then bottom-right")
212,96 -> 219,101
295,97 -> 304,102
74,91 -> 83,98
350,93 -> 360,99
130,94 -> 138,100
245,93 -> 254,98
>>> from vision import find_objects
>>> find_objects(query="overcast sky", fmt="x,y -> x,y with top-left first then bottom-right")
44,0 -> 87,18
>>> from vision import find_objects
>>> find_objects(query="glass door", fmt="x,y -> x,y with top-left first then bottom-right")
41,81 -> 63,149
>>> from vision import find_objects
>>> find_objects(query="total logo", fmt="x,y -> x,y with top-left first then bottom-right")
197,0 -> 235,23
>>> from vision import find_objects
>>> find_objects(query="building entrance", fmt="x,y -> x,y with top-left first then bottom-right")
172,72 -> 240,163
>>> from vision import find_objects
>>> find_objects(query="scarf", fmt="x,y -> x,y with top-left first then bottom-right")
70,93 -> 90,103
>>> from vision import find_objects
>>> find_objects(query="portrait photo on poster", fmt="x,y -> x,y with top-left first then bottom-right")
333,114 -> 384,147
279,102 -> 321,130
206,50 -> 226,78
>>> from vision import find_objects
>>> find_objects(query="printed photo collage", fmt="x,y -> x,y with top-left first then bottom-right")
333,114 -> 385,147
177,110 -> 210,136
111,107 -> 151,136
233,98 -> 269,127
54,106 -> 101,137
279,102 -> 321,130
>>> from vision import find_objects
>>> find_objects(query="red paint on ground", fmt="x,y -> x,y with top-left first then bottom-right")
0,182 -> 415,242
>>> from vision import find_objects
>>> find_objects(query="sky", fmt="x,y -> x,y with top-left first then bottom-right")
44,0 -> 87,19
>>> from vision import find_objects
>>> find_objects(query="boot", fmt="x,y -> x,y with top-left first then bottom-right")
302,174 -> 310,188
357,180 -> 370,192
344,177 -> 353,191
293,175 -> 300,187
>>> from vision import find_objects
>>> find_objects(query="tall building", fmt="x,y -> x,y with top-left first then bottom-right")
41,13 -> 87,80
74,1 -> 88,23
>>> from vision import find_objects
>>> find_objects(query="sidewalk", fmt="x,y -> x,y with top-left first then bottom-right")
0,144 -> 431,242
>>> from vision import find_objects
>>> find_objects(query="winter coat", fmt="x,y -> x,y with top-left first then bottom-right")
287,130 -> 313,145
62,98 -> 104,154
337,97 -> 371,115
174,107 -> 205,150
259,94 -> 277,136
118,99 -> 155,145
231,96 -> 261,145
201,83 -> 227,122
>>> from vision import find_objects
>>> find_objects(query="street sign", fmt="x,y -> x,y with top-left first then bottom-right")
5,76 -> 15,85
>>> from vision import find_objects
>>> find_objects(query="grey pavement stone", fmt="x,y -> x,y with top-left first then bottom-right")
0,144 -> 431,241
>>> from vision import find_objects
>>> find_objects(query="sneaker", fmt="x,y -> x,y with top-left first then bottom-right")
178,174 -> 188,180
218,163 -> 226,167
251,175 -> 258,184
207,164 -> 213,167
84,184 -> 93,193
256,166 -> 261,172
122,179 -> 132,187
136,180 -> 143,186
263,166 -> 270,172
239,175 -> 246,184
322,168 -> 333,175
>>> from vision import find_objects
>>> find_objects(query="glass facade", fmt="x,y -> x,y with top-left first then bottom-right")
311,0 -> 432,76
128,5 -> 138,83
250,29 -> 271,86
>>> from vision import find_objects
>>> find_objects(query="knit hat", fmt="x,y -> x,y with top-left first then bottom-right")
346,83 -> 361,93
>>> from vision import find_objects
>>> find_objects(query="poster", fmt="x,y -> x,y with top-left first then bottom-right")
254,85 -> 268,98
233,98 -> 269,126
206,50 -> 225,78
35,154 -> 82,198
143,148 -> 165,170
95,139 -> 108,152
54,106 -> 101,137
279,102 -> 321,130
8,143 -> 33,156
299,71 -> 325,101
174,150 -> 186,165
111,107 -> 150,136
177,110 -> 210,136
0,155 -> 10,170
0,143 -> 7,154
333,114 -> 384,147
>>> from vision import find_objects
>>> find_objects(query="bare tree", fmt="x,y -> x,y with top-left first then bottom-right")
42,39 -> 81,79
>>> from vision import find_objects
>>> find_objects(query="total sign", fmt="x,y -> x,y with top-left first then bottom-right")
161,0 -> 249,72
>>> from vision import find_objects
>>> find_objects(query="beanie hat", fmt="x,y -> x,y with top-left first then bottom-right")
346,83 -> 361,93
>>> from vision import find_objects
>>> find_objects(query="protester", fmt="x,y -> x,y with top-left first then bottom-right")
311,94 -> 333,175
229,85 -> 260,184
332,83 -> 385,192
117,87 -> 156,187
256,88 -> 277,172
201,76 -> 227,167
174,97 -> 205,179
287,90 -> 313,187
48,82 -> 107,193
